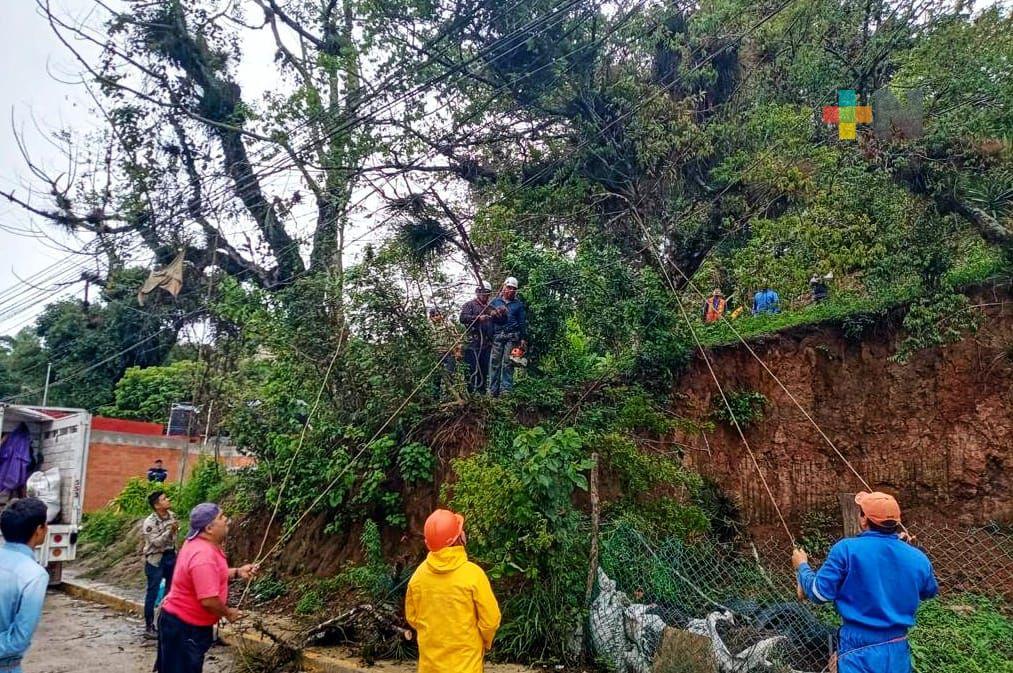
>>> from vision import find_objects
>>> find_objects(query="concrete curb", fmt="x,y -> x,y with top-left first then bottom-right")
60,580 -> 144,619
57,580 -> 366,673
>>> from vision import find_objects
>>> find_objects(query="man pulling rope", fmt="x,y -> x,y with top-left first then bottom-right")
793,492 -> 938,673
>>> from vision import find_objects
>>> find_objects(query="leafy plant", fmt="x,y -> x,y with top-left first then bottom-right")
295,589 -> 324,616
798,509 -> 837,557
512,427 -> 593,526
397,442 -> 435,484
80,510 -> 133,547
338,520 -> 395,602
249,573 -> 287,605
710,390 -> 768,428
109,478 -> 180,517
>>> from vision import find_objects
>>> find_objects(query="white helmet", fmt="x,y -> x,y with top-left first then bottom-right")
504,276 -> 519,289
478,280 -> 492,292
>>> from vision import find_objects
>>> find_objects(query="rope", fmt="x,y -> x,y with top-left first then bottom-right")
664,258 -> 918,538
239,328 -> 348,606
634,215 -> 795,545
235,305 -> 491,605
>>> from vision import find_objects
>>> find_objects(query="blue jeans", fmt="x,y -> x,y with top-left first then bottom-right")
488,333 -> 518,396
145,550 -> 176,628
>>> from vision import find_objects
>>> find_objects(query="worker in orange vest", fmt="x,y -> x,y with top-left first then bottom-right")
702,288 -> 727,323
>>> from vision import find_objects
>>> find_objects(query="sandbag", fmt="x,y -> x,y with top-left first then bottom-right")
623,603 -> 667,673
686,610 -> 787,672
589,568 -> 631,671
26,468 -> 61,523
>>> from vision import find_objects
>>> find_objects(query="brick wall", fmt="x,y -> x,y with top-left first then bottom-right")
84,431 -> 254,512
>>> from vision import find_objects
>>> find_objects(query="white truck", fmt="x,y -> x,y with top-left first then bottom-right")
0,404 -> 91,583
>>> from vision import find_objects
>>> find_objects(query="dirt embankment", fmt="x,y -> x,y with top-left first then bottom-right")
672,287 -> 1013,531
226,407 -> 489,575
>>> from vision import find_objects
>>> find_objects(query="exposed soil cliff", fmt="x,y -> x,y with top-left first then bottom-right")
672,288 -> 1013,531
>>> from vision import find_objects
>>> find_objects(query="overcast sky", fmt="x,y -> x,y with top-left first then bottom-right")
0,1 -> 470,339
0,1 -> 103,336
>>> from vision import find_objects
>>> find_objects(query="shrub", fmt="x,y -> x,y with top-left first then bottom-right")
80,509 -> 133,547
295,589 -> 324,615
338,520 -> 395,601
109,478 -> 179,517
397,442 -> 435,483
249,573 -> 288,605
710,389 -> 768,427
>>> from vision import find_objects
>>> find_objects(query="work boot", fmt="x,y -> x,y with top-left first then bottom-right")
144,625 -> 158,640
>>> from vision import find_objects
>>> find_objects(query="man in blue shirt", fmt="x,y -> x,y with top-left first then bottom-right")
147,459 -> 168,483
753,287 -> 781,314
793,491 -> 938,673
487,276 -> 527,397
0,498 -> 50,673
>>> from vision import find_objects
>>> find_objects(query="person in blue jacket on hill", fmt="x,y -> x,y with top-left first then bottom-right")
752,286 -> 780,314
793,491 -> 938,673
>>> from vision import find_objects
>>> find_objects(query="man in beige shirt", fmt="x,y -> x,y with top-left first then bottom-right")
142,490 -> 178,638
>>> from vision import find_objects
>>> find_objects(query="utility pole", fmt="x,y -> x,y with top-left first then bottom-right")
42,363 -> 52,406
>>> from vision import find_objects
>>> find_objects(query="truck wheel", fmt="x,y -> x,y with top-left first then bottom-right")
46,562 -> 63,586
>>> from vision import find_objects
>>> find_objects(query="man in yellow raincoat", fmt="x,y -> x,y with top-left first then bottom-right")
405,509 -> 501,673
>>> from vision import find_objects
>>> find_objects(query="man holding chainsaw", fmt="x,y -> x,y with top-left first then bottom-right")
487,276 -> 527,397
793,491 -> 938,673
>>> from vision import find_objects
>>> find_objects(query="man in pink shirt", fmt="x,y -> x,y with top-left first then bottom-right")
155,503 -> 258,673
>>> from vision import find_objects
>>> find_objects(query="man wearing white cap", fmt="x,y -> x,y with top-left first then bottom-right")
487,277 -> 527,397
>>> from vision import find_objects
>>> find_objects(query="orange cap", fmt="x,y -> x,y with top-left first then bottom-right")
424,509 -> 465,552
855,491 -> 901,525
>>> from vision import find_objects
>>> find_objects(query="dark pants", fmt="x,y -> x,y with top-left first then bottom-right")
463,345 -> 491,394
155,610 -> 214,673
433,354 -> 457,398
145,550 -> 176,628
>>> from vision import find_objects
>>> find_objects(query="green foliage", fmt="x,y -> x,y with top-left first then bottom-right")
397,442 -> 435,484
338,520 -> 395,602
80,509 -> 133,547
598,433 -> 701,497
0,329 -> 47,401
798,510 -> 837,557
31,5 -> 1013,668
109,478 -> 179,517
710,390 -> 768,428
295,589 -> 325,616
249,573 -> 288,605
910,595 -> 1013,673
98,361 -> 201,424
176,458 -> 232,517
83,458 -> 232,548
512,427 -> 593,526
895,292 -> 982,363
4,267 -> 187,410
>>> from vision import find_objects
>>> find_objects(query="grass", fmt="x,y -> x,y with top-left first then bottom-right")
911,595 -> 1013,673
695,251 -> 1010,348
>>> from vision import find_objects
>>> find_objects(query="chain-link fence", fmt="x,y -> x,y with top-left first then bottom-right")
587,522 -> 1013,673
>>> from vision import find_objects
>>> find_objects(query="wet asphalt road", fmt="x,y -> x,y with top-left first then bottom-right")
21,591 -> 234,673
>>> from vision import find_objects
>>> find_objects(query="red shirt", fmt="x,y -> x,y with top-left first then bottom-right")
160,537 -> 229,626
